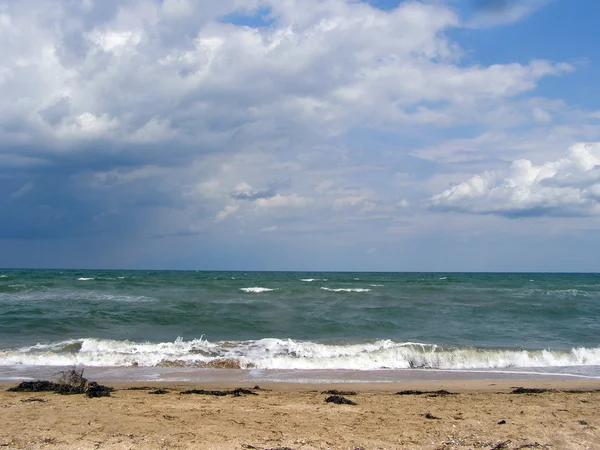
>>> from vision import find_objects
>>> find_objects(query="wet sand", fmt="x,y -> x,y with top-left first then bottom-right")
1,380 -> 599,449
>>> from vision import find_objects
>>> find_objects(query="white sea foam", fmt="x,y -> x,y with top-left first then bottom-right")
438,277 -> 447,280
240,287 -> 275,293
3,290 -> 155,303
320,287 -> 371,293
0,275 -> 8,278
518,288 -> 591,298
1,338 -> 600,371
301,279 -> 318,282
77,277 -> 94,281
369,284 -> 384,287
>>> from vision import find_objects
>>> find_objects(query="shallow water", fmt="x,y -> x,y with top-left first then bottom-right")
1,270 -> 599,378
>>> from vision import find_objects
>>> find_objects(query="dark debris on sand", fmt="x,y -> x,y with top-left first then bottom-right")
242,445 -> 295,450
148,388 -> 169,395
324,395 -> 357,405
321,389 -> 357,396
7,369 -> 113,398
511,387 -> 553,394
397,389 -> 455,397
424,412 -> 440,420
8,381 -> 60,393
180,387 -> 258,397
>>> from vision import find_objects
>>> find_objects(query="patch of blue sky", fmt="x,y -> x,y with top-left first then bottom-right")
449,1 -> 600,110
218,7 -> 275,28
357,0 -> 405,11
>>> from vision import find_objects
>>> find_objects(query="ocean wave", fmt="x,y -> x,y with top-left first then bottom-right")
320,287 -> 371,293
2,337 -> 599,370
77,277 -> 94,281
518,288 -> 591,298
0,290 -> 155,303
300,279 -> 318,282
240,287 -> 275,293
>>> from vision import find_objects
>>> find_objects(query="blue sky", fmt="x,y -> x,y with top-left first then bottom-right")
1,0 -> 600,271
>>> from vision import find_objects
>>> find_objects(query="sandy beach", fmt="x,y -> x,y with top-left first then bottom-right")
1,379 -> 599,449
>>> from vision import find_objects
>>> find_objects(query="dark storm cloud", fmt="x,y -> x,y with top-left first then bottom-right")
0,150 -> 188,241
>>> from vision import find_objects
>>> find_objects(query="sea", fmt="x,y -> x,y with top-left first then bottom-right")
1,270 -> 599,383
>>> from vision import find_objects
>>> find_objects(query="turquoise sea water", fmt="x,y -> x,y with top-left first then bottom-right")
1,270 -> 599,379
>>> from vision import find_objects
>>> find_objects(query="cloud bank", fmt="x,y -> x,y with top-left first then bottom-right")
0,0 -> 596,270
430,143 -> 600,217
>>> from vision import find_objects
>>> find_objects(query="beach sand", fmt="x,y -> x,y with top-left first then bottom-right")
1,380 -> 599,449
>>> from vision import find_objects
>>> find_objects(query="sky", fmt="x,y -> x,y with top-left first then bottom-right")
1,0 -> 600,272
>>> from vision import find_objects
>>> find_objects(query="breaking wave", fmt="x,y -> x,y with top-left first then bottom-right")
1,337 -> 599,371
240,287 -> 275,293
320,287 -> 371,293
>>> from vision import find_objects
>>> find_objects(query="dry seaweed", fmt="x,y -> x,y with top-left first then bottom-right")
324,395 -> 357,405
8,381 -> 61,392
7,369 -> 112,398
511,387 -> 552,394
321,389 -> 357,396
243,446 -> 295,450
86,382 -> 113,398
148,388 -> 169,395
397,389 -> 455,397
180,387 -> 258,396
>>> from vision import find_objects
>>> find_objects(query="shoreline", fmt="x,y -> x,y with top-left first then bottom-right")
3,377 -> 600,393
2,365 -> 599,385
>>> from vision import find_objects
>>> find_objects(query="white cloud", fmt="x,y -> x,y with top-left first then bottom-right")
429,143 -> 600,217
532,106 -> 552,123
88,29 -> 141,55
1,0 -> 597,268
215,204 -> 239,222
467,0 -> 549,28
0,0 -> 573,150
255,194 -> 313,209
